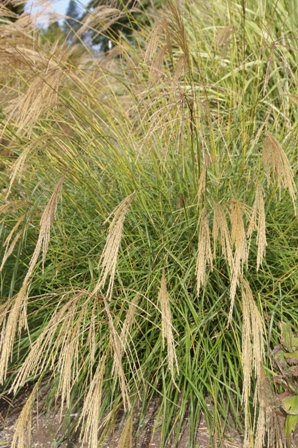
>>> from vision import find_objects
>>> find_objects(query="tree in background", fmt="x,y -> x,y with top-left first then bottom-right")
82,0 -> 164,51
64,0 -> 80,35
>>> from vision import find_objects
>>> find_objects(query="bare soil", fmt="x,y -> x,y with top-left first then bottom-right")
1,387 -> 296,448
0,387 -> 243,448
0,409 -> 243,448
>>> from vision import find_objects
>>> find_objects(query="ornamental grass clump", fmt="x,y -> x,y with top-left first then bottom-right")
0,0 -> 298,447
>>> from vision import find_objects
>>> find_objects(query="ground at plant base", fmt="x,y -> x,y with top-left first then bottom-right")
1,390 -> 297,448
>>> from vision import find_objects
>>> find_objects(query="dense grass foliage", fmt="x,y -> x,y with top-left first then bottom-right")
0,1 -> 298,447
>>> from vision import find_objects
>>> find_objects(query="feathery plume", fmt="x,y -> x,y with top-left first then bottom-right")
0,285 -> 27,383
10,291 -> 87,394
216,25 -> 234,47
229,200 -> 248,322
0,200 -> 30,214
196,207 -> 213,295
240,279 -> 283,448
105,298 -> 130,410
120,294 -> 139,352
149,45 -> 168,83
215,25 -> 234,55
118,413 -> 133,448
241,279 -> 264,447
5,67 -> 66,135
56,308 -> 86,414
158,270 -> 179,381
212,202 -> 233,272
77,6 -> 129,37
0,214 -> 25,271
247,184 -> 267,270
94,193 -> 134,299
263,133 -> 296,214
145,20 -> 166,63
197,165 -> 207,205
24,176 -> 64,282
6,146 -> 31,199
11,381 -> 39,448
77,358 -> 106,447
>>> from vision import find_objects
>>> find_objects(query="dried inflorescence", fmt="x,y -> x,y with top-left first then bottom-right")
158,270 -> 179,382
263,133 -> 297,214
94,193 -> 135,298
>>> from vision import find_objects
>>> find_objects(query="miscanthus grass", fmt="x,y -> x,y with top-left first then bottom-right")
0,0 -> 298,447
